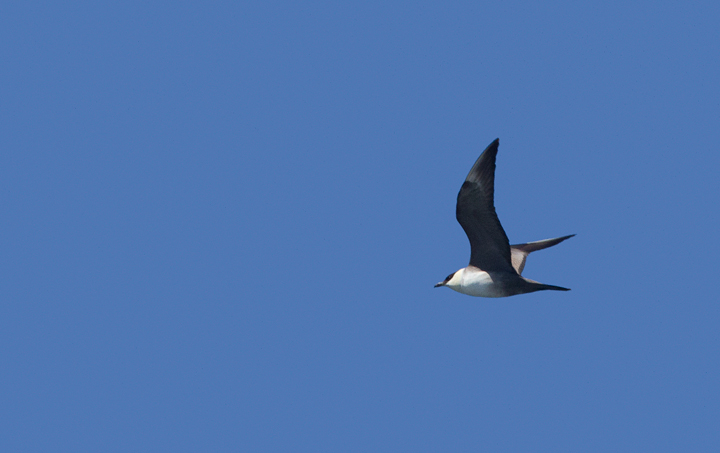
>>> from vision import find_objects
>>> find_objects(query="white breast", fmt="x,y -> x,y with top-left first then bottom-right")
446,268 -> 504,298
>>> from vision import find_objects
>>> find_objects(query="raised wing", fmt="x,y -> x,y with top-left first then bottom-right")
456,139 -> 515,273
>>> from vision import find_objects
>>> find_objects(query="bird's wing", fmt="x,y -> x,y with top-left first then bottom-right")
510,234 -> 576,275
455,138 -> 515,273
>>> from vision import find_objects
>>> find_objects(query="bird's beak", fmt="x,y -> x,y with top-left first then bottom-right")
434,282 -> 445,288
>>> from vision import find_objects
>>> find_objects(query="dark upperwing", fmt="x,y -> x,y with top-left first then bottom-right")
455,138 -> 515,273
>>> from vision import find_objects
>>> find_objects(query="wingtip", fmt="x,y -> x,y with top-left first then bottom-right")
478,138 -> 500,159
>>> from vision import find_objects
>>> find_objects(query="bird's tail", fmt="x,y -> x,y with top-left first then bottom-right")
522,277 -> 571,292
510,234 -> 575,275
534,283 -> 571,292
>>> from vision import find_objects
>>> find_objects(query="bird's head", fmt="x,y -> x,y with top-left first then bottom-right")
434,269 -> 464,289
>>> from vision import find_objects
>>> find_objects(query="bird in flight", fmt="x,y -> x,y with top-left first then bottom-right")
435,138 -> 573,297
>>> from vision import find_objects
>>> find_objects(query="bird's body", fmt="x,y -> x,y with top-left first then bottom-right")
435,138 -> 572,298
440,265 -> 571,298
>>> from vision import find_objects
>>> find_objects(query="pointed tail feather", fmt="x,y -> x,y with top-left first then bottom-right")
510,234 -> 575,275
522,277 -> 571,293
535,283 -> 571,292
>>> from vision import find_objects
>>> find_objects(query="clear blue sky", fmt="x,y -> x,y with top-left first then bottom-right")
2,1 -> 719,451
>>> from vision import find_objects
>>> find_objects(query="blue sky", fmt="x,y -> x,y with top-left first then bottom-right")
2,1 -> 719,451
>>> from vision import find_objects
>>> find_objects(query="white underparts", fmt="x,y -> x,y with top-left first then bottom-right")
445,267 -> 505,298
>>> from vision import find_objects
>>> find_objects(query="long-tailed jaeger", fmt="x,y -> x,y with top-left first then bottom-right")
435,138 -> 573,297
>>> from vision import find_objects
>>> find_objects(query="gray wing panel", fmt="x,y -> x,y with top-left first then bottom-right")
511,247 -> 529,275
